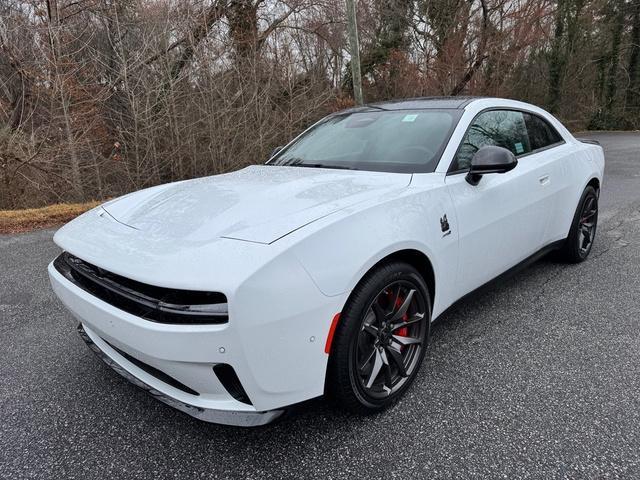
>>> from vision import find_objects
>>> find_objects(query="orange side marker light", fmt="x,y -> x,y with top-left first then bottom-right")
324,313 -> 341,354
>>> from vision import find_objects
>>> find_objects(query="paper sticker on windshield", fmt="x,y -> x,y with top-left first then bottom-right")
514,142 -> 524,154
402,114 -> 418,122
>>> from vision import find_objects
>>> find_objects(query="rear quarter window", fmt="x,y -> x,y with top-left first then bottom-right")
523,113 -> 563,151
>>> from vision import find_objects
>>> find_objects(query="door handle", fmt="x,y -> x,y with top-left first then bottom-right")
538,174 -> 550,186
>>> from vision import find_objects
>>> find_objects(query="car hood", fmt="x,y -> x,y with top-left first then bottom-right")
102,165 -> 412,244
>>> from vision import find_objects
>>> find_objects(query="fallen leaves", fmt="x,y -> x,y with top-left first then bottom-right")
0,201 -> 103,234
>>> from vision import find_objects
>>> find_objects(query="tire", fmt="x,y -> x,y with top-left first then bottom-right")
326,261 -> 431,414
558,185 -> 598,263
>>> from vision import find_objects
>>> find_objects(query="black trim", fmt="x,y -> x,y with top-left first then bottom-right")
577,138 -> 601,146
55,252 -> 228,325
446,107 -> 567,175
363,96 -> 486,110
97,331 -> 200,396
77,325 -> 284,426
213,364 -> 252,405
515,140 -> 566,159
458,97 -> 484,109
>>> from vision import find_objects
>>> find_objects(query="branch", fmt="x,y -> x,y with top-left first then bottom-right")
451,0 -> 489,96
256,3 -> 299,49
143,38 -> 188,66
169,0 -> 227,80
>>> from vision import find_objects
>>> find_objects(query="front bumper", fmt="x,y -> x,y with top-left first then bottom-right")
49,251 -> 343,425
77,324 -> 283,426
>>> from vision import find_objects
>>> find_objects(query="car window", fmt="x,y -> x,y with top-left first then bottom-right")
312,130 -> 367,159
523,113 -> 563,151
452,110 -> 531,172
270,109 -> 461,173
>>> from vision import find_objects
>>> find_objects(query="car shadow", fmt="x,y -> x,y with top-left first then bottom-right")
156,250 -> 574,437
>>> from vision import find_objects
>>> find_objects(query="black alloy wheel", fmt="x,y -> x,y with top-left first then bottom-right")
559,185 -> 599,263
326,261 -> 431,413
354,281 -> 427,398
577,194 -> 598,256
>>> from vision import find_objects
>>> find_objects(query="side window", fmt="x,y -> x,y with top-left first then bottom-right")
523,113 -> 563,151
453,110 -> 531,171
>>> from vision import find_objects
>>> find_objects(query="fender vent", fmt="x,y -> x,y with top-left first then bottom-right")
213,364 -> 252,405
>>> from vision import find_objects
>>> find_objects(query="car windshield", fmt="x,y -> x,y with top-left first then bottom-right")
268,109 -> 461,173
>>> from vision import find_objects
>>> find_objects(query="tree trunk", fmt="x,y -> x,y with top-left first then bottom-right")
171,1 -> 227,81
228,0 -> 259,65
47,0 -> 84,201
548,0 -> 566,113
604,0 -> 624,112
346,0 -> 364,104
625,0 -> 640,115
450,0 -> 489,95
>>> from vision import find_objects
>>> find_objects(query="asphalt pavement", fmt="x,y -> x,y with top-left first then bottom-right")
1,132 -> 639,479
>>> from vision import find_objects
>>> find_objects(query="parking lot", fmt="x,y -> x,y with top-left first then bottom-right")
1,132 -> 639,479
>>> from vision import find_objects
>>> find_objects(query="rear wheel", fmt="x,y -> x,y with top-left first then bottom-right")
326,261 -> 431,413
559,185 -> 598,263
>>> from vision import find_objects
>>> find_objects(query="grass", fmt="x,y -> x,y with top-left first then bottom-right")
0,201 -> 103,234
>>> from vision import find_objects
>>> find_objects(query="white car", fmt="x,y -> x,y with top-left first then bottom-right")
49,97 -> 604,426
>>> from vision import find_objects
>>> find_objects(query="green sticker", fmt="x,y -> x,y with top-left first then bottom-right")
514,142 -> 524,154
402,114 -> 418,122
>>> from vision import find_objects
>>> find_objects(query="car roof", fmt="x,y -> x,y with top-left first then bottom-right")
364,96 -> 486,110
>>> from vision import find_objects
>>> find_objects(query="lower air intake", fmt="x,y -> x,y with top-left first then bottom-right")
213,364 -> 252,405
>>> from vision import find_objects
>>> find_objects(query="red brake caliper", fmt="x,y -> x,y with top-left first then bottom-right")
395,295 -> 409,338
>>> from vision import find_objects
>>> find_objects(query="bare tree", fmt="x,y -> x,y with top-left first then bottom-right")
0,0 -> 638,210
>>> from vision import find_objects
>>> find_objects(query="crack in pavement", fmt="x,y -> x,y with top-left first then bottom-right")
591,204 -> 640,260
529,202 -> 640,306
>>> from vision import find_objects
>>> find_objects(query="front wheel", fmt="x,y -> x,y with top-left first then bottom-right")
559,185 -> 599,263
326,261 -> 431,413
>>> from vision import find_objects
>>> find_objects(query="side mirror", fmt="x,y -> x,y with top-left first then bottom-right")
465,146 -> 518,186
270,145 -> 284,160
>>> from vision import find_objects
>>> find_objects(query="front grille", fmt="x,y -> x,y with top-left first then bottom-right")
54,252 -> 228,324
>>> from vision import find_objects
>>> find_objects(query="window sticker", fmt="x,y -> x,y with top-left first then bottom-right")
514,142 -> 524,154
402,114 -> 418,122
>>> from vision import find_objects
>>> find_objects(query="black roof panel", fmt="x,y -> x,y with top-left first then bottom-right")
365,96 -> 485,110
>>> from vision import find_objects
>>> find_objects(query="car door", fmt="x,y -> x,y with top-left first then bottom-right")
520,111 -> 571,244
445,109 -> 552,297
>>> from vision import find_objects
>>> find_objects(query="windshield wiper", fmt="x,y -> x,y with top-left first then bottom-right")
288,163 -> 355,170
273,156 -> 355,170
